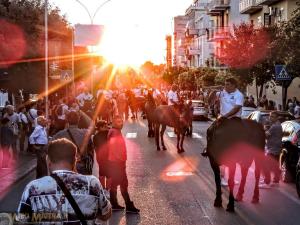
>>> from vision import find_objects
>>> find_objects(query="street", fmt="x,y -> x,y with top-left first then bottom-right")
1,119 -> 300,225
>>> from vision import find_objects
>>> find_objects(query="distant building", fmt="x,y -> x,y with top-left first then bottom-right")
166,35 -> 172,68
173,16 -> 189,67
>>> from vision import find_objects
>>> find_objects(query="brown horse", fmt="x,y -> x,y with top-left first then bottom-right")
152,103 -> 191,153
204,117 -> 265,212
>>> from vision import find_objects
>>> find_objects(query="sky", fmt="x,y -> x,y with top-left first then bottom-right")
50,0 -> 192,67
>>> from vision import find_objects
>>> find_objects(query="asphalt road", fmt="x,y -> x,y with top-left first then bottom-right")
1,118 -> 300,225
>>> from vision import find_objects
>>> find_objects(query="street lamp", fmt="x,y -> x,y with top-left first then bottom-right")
45,0 -> 49,120
73,0 -> 113,94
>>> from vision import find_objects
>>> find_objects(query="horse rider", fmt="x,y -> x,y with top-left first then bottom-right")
167,84 -> 179,107
214,77 -> 244,186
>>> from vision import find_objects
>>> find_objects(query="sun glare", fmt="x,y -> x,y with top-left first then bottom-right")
95,23 -> 144,69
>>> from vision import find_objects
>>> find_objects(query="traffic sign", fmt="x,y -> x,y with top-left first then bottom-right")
275,65 -> 291,81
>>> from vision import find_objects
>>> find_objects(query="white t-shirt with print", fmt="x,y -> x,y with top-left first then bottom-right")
219,89 -> 244,118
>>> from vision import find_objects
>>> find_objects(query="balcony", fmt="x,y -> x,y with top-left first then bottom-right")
208,0 -> 230,15
185,2 -> 210,14
207,26 -> 230,42
239,0 -> 262,14
185,28 -> 199,37
185,47 -> 201,56
255,0 -> 281,6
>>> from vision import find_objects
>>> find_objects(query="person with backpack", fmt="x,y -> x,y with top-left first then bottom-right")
93,120 -> 110,196
52,111 -> 94,175
17,138 -> 112,224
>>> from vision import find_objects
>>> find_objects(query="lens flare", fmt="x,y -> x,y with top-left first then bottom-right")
0,19 -> 26,68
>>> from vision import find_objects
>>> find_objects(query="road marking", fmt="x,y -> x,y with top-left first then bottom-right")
167,132 -> 176,138
166,171 -> 194,177
192,133 -> 202,139
126,132 -> 137,138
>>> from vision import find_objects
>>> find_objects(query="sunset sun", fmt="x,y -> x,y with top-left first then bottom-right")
96,24 -> 144,68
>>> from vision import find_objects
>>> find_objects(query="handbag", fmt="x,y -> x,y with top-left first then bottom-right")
51,173 -> 87,225
67,129 -> 93,175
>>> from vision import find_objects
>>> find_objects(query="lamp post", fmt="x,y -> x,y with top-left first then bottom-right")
45,0 -> 49,120
73,0 -> 112,94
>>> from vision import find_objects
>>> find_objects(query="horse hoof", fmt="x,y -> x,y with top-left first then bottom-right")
251,198 -> 259,204
157,148 -> 161,151
226,205 -> 235,213
214,200 -> 222,208
162,147 -> 167,151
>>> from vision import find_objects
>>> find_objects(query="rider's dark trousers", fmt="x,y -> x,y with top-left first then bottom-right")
263,153 -> 280,184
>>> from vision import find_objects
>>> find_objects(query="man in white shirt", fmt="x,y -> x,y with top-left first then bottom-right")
76,88 -> 93,108
219,78 -> 244,119
29,116 -> 48,178
167,85 -> 179,106
218,78 -> 244,186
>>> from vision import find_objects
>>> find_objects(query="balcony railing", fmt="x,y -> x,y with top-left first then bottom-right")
239,0 -> 262,14
255,0 -> 281,6
207,26 -> 231,42
185,47 -> 201,56
208,0 -> 230,15
185,2 -> 210,14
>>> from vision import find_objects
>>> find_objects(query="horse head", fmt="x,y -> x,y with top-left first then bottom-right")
178,103 -> 192,130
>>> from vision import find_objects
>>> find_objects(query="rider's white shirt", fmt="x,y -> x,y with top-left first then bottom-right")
133,88 -> 141,97
153,89 -> 161,98
76,93 -> 93,107
167,90 -> 179,105
219,89 -> 244,118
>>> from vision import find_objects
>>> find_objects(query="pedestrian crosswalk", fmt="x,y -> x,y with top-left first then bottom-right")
126,132 -> 137,138
167,132 -> 202,139
125,132 -> 202,139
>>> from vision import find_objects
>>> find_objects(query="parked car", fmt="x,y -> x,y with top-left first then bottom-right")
241,107 -> 256,119
189,100 -> 208,120
279,120 -> 300,185
247,110 -> 295,125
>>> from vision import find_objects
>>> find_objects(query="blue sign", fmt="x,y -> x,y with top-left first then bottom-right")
275,65 -> 291,81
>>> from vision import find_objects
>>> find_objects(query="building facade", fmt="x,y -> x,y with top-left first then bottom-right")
173,16 -> 189,67
240,0 -> 299,108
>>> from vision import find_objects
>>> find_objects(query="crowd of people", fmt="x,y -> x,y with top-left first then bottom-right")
0,80 -> 299,222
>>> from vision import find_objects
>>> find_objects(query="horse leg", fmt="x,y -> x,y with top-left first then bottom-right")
179,132 -> 185,153
226,164 -> 236,212
155,124 -> 160,151
252,159 -> 261,204
176,129 -> 181,152
236,164 -> 249,202
147,120 -> 151,137
209,157 -> 222,207
160,125 -> 167,150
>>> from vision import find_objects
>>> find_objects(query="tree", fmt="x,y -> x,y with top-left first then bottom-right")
0,0 -> 72,93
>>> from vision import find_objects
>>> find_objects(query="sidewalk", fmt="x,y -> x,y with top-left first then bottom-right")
0,153 -> 36,199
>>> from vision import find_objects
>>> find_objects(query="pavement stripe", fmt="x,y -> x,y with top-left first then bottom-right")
192,133 -> 202,139
126,132 -> 137,138
167,132 -> 176,138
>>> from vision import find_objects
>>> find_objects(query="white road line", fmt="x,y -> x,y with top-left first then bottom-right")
167,132 -> 176,138
192,133 -> 202,139
126,132 -> 137,138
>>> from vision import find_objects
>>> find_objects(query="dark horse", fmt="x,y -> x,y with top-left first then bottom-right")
126,90 -> 145,119
144,93 -> 156,137
204,117 -> 265,212
96,94 -> 113,123
152,103 -> 190,153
